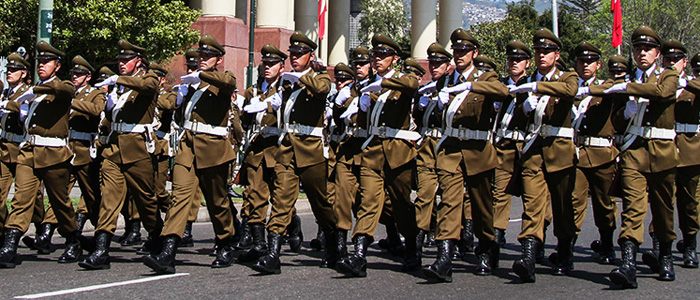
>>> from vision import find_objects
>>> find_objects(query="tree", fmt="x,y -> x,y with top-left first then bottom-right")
358,0 -> 411,55
0,0 -> 200,76
470,15 -> 533,74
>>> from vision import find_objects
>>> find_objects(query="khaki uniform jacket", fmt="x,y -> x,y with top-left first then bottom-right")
520,70 -> 579,172
675,76 -> 700,167
102,70 -> 159,164
494,76 -> 530,172
576,78 -> 618,168
0,83 -> 31,163
69,85 -> 105,166
15,78 -> 75,168
155,89 -> 176,156
276,70 -> 331,168
436,70 -> 508,175
413,75 -> 448,169
335,81 -> 366,166
613,66 -> 679,173
242,80 -> 280,169
362,72 -> 419,171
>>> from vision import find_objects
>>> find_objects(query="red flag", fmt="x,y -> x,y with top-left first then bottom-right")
318,0 -> 327,40
611,0 -> 622,48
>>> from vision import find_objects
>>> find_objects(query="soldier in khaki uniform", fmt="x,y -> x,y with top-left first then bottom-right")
336,34 -> 421,277
567,42 -> 619,265
606,26 -> 679,288
79,40 -> 162,270
423,29 -> 508,282
237,44 -> 286,263
144,35 -> 239,274
509,29 -> 579,281
0,42 -> 83,268
413,43 -> 451,251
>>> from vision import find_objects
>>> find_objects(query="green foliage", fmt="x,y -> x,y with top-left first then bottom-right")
359,0 -> 411,55
0,0 -> 200,76
470,16 -> 533,75
538,7 -> 593,66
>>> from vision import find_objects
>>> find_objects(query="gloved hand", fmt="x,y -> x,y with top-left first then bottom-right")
180,71 -> 202,85
281,72 -> 304,84
19,102 -> 29,122
604,82 -> 628,94
244,101 -> 268,113
418,81 -> 437,94
340,103 -> 359,120
94,75 -> 119,87
175,84 -> 189,106
360,79 -> 383,93
679,78 -> 688,88
624,99 -> 638,120
509,82 -> 538,94
359,93 -> 371,112
335,86 -> 352,106
325,106 -> 333,122
576,87 -> 590,98
418,96 -> 431,109
15,87 -> 35,104
268,92 -> 282,110
105,89 -> 118,111
437,91 -> 450,109
523,95 -> 539,114
443,81 -> 472,94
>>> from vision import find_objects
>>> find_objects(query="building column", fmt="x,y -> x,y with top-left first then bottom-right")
294,0 -> 319,50
191,0 -> 237,18
411,0 -> 437,60
328,0 -> 350,65
258,0 -> 292,29
439,0 -> 462,49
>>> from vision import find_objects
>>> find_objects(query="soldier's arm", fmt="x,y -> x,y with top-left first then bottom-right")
34,80 -> 75,100
117,72 -> 159,94
535,71 -> 578,102
588,79 -> 614,96
683,77 -> 700,94
299,72 -> 331,95
382,73 -> 419,93
156,91 -> 177,110
71,89 -> 106,117
471,71 -> 509,99
626,68 -> 679,101
200,70 -> 237,89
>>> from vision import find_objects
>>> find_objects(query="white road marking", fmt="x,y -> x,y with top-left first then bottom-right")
509,218 -> 522,223
14,273 -> 189,299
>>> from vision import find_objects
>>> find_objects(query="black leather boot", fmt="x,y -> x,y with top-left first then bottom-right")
336,229 -> 348,260
552,238 -> 573,275
402,233 -> 422,272
210,237 -> 223,257
179,221 -> 194,248
286,215 -> 303,253
79,231 -> 112,270
25,223 -> 55,254
425,218 -> 437,247
494,228 -> 506,247
136,233 -> 161,255
238,223 -> 268,263
58,230 -> 83,263
0,229 -> 22,268
336,234 -> 370,277
76,213 -> 89,234
212,237 -> 236,268
642,233 -> 660,273
236,217 -> 253,250
658,241 -> 675,281
537,221 -> 549,263
680,233 -> 698,268
423,239 -> 454,282
322,229 -> 340,268
609,240 -> 638,289
120,220 -> 142,246
144,235 -> 179,274
513,238 -> 539,283
475,240 -> 498,276
378,222 -> 404,257
591,230 -> 616,265
253,233 -> 282,274
309,225 -> 325,251
460,220 -> 475,255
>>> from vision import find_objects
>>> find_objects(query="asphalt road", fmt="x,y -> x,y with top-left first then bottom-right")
2,197 -> 700,299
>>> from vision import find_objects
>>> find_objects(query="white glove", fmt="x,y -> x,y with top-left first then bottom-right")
335,86 -> 352,106
576,87 -> 590,98
437,91 -> 450,109
604,82 -> 628,94
418,96 -> 431,109
268,92 -> 282,110
105,89 -> 118,111
443,82 -> 472,94
494,101 -> 502,111
15,87 -> 35,104
281,72 -> 304,84
180,71 -> 201,85
418,81 -> 437,94
175,84 -> 189,106
325,106 -> 333,122
359,93 -> 371,112
623,99 -> 638,120
340,103 -> 359,120
360,79 -> 383,93
244,101 -> 268,113
509,82 -> 538,94
523,95 -> 539,114
679,78 -> 688,88
94,75 -> 119,87
19,102 -> 29,122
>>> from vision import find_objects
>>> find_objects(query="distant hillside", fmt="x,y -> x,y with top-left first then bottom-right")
462,0 -> 555,27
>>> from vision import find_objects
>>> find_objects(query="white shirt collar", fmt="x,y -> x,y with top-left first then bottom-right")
11,83 -> 24,94
635,64 -> 656,82
38,76 -> 57,85
578,77 -> 597,87
454,65 -> 476,84
376,69 -> 396,81
77,85 -> 89,94
535,68 -> 557,82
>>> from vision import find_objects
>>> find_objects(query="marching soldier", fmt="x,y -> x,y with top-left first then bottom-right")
253,31 -> 338,274
605,26 -> 679,288
403,58 -> 426,78
150,62 -> 175,215
423,29 -> 509,281
474,55 -> 497,72
80,40 -> 162,270
0,42 -> 83,267
144,34 -> 239,274
236,44 -> 286,263
509,29 -> 579,281
336,33 -> 421,277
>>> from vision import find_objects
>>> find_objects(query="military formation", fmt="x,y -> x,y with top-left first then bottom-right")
0,23 -> 699,290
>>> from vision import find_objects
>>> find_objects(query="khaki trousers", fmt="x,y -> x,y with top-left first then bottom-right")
519,163 -> 576,242
416,166 -> 438,232
492,167 -> 512,230
155,154 -> 172,212
334,162 -> 360,231
242,162 -> 274,224
676,165 -> 700,235
69,161 -> 102,225
571,162 -> 618,234
619,167 -> 676,244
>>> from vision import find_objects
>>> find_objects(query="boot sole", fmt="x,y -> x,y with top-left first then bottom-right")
78,261 -> 111,270
251,264 -> 281,274
335,262 -> 366,277
642,252 -> 661,273
422,267 -> 452,282
609,271 -> 637,289
513,262 -> 536,283
143,257 -> 175,274
0,260 -> 17,269
58,254 -> 82,264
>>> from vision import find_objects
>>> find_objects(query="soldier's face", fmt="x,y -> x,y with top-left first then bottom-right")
662,56 -> 687,73
534,48 -> 559,71
428,60 -> 449,81
633,45 -> 660,70
372,52 -> 397,75
453,48 -> 478,72
507,57 -> 530,77
199,52 -> 222,71
263,60 -> 284,81
186,65 -> 198,74
354,61 -> 370,80
6,67 -> 27,86
71,72 -> 91,88
289,50 -> 313,72
37,59 -> 60,81
118,56 -> 141,75
576,58 -> 601,80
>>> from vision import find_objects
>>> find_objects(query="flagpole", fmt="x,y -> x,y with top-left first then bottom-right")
552,0 -> 559,37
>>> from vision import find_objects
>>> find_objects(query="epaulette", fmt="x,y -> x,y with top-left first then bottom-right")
393,72 -> 403,79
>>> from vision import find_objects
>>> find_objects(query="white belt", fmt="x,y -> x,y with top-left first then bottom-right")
260,126 -> 279,137
0,130 -> 24,143
628,125 -> 676,140
499,129 -> 526,141
577,136 -> 613,147
111,122 -> 149,133
420,127 -> 442,138
283,123 -> 324,137
69,130 -> 96,142
155,130 -> 169,139
369,126 -> 421,141
344,127 -> 367,138
443,127 -> 491,141
539,125 -> 574,138
183,120 -> 228,137
25,134 -> 67,147
675,122 -> 700,134
330,134 -> 342,143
